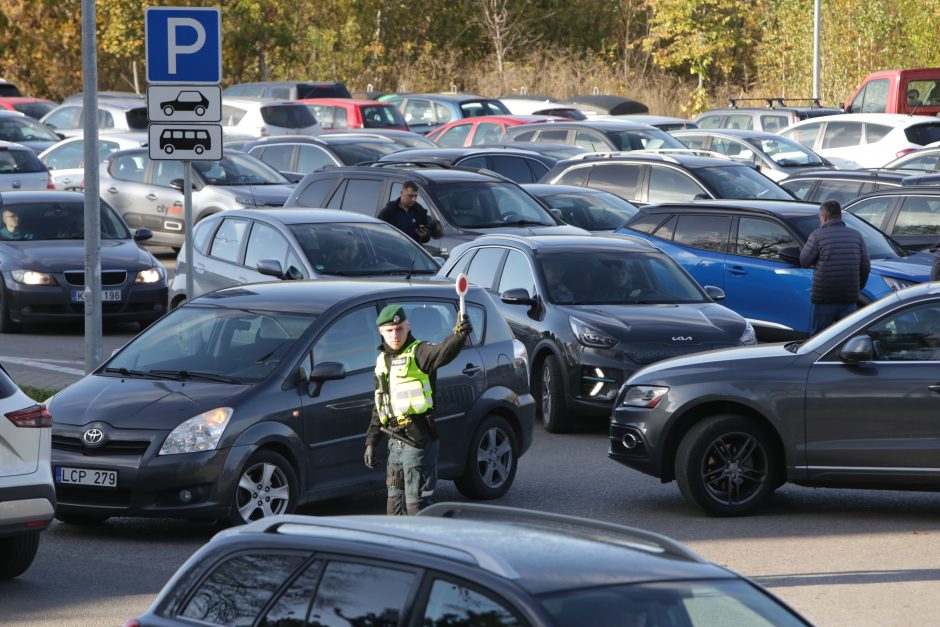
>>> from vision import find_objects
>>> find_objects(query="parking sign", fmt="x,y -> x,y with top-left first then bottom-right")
146,7 -> 222,84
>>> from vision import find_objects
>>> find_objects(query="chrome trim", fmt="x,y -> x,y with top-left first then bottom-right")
747,318 -> 793,331
800,466 -> 940,473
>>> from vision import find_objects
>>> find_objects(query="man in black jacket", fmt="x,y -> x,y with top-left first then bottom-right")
800,200 -> 870,334
377,180 -> 431,244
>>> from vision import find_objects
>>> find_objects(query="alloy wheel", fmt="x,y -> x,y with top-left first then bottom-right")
235,461 -> 291,522
700,432 -> 769,506
476,426 -> 514,489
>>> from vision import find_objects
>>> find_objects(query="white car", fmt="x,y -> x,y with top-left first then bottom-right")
0,141 -> 50,191
779,113 -> 940,168
38,132 -> 147,191
497,97 -> 585,119
40,97 -> 148,139
0,365 -> 55,579
221,97 -> 320,141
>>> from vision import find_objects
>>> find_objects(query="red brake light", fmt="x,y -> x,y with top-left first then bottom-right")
5,404 -> 52,428
896,148 -> 917,158
123,620 -> 142,627
47,177 -> 55,190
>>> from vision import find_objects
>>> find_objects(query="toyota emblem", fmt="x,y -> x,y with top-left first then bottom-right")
82,428 -> 104,447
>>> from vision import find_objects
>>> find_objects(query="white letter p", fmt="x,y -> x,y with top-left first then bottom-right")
167,18 -> 206,74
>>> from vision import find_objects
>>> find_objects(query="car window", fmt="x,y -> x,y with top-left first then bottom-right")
260,104 -> 318,129
695,114 -> 723,129
403,99 -> 433,126
423,578 -> 523,627
908,80 -> 940,106
498,249 -> 536,297
652,214 -> 677,239
760,114 -> 790,132
724,114 -> 754,130
42,141 -> 84,170
783,122 -> 821,148
179,553 -> 308,627
362,105 -> 406,129
574,130 -> 607,151
466,246 -> 506,291
192,217 -> 216,254
488,155 -> 537,183
893,152 -> 939,171
254,145 -> 294,172
864,302 -> 940,361
675,134 -> 708,150
610,129 -> 684,151
436,123 -> 473,148
152,159 -> 184,187
811,180 -> 865,205
513,130 -> 536,142
297,145 -> 336,172
209,217 -> 249,263
43,106 -> 80,129
296,178 -> 337,207
221,104 -> 248,125
457,156 -> 486,170
860,78 -> 890,113
744,136 -> 826,167
586,163 -> 644,201
695,165 -> 792,200
308,561 -> 416,627
672,214 -> 731,252
734,217 -> 799,260
780,178 -> 815,200
865,124 -> 892,144
259,560 -> 324,626
434,102 -> 452,123
429,181 -> 555,228
537,129 -> 569,143
473,122 -> 505,145
710,138 -> 755,164
0,148 -> 44,174
244,221 -> 293,271
821,122 -> 863,149
110,154 -> 147,182
894,196 -> 940,237
445,249 -> 474,278
398,300 -> 483,345
193,153 -> 289,185
339,178 -> 382,214
846,196 -> 895,229
904,122 -> 940,146
305,104 -> 335,128
554,165 -> 589,187
647,166 -> 707,203
314,306 -> 381,372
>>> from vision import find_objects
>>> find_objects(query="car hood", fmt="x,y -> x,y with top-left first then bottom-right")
562,302 -> 746,344
630,342 -> 798,381
14,139 -> 57,154
871,252 -> 931,280
51,376 -> 252,429
214,184 -> 296,206
0,239 -> 156,271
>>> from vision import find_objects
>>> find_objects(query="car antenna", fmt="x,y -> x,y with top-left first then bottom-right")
405,249 -> 419,281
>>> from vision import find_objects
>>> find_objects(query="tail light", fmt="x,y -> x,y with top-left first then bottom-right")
123,620 -> 142,627
896,148 -> 917,159
46,176 -> 55,190
5,404 -> 52,428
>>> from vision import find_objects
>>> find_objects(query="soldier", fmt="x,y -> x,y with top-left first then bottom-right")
364,304 -> 472,515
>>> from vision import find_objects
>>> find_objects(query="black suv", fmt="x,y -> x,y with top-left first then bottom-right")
129,503 -> 809,626
284,166 -> 585,257
845,187 -> 940,251
541,153 -> 794,206
48,280 -> 534,524
438,234 -> 754,432
376,147 -> 560,184
506,119 -> 686,152
779,167 -> 912,205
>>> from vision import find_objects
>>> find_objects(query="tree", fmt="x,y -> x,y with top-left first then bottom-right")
471,0 -> 546,96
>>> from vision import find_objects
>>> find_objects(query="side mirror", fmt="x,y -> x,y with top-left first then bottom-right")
282,172 -> 303,184
548,207 -> 564,221
501,288 -> 536,307
703,285 -> 725,301
778,246 -> 800,265
428,218 -> 444,239
307,361 -> 346,397
169,179 -> 184,191
285,265 -> 303,280
432,256 -> 446,268
256,259 -> 284,278
838,335 -> 873,363
133,228 -> 153,243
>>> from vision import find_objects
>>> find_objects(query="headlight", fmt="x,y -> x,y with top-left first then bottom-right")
159,407 -> 232,455
569,316 -> 619,349
620,385 -> 668,408
135,267 -> 164,284
11,270 -> 55,285
883,276 -> 916,292
739,320 -> 757,345
234,195 -> 260,207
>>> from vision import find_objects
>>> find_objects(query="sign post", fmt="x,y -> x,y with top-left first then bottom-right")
455,273 -> 468,322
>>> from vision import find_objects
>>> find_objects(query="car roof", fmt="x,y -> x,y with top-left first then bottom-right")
515,119 -> 657,131
0,190 -> 85,207
466,233 -> 657,253
785,113 -> 940,128
522,183 -> 619,196
0,140 -> 37,151
222,96 -> 306,108
639,198 -> 822,218
397,93 -> 495,103
219,207 -> 384,224
554,152 -> 739,168
672,128 -> 790,140
299,98 -> 390,106
311,165 -> 511,183
0,96 -> 54,105
221,504 -> 730,594
379,147 -> 544,160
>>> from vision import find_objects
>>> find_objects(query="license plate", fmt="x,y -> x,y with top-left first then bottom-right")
72,289 -> 122,303
55,466 -> 118,488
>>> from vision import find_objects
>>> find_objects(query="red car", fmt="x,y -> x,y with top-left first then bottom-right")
0,97 -> 57,121
298,98 -> 409,131
426,114 -> 563,147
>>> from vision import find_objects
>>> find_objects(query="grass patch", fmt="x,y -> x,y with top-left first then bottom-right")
20,386 -> 63,403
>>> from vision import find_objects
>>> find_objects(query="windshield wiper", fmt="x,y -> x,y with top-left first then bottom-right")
103,367 -> 180,381
148,370 -> 242,384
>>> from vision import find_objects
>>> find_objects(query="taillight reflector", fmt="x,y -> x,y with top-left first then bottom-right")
5,404 -> 52,428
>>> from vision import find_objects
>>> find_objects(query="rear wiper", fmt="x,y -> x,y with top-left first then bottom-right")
103,367 -> 179,381
148,370 -> 242,384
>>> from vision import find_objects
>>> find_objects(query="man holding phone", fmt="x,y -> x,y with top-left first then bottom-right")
378,180 -> 432,244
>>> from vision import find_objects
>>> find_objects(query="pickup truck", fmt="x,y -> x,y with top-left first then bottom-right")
843,68 -> 940,115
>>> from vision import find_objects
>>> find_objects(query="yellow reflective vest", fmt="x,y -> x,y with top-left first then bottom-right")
374,340 -> 433,426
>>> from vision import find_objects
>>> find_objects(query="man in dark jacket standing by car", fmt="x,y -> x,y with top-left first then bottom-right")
800,200 -> 870,334
378,180 -> 431,244
364,304 -> 472,515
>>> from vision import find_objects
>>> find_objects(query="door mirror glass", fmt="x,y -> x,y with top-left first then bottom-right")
307,361 -> 346,397
501,288 -> 535,306
256,258 -> 284,278
839,335 -> 873,363
133,228 -> 153,242
703,285 -> 725,301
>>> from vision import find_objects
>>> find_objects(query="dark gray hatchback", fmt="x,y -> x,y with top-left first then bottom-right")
49,280 -> 533,525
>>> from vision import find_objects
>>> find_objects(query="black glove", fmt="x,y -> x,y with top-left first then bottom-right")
364,444 -> 376,469
456,314 -> 472,337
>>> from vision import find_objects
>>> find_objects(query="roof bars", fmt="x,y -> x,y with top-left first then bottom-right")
728,97 -> 776,108
728,97 -> 824,108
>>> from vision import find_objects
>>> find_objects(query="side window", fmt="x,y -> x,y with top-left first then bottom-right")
537,129 -> 569,143
436,123 -> 472,148
326,180 -> 348,209
895,154 -> 939,171
297,145 -> 336,173
423,579 -> 523,627
488,156 -> 535,183
695,114 -> 723,129
672,214 -> 731,252
760,114 -> 790,132
554,166 -> 589,187
846,196 -> 895,229
333,107 -> 348,127
94,110 -> 115,128
308,561 -> 416,627
627,212 -> 669,234
675,135 -> 708,150
43,141 -> 84,170
403,100 -> 432,126
192,218 -> 217,254
110,154 -> 147,182
652,215 -> 677,240
586,163 -> 644,201
209,217 -> 249,263
814,180 -> 865,205
783,123 -> 821,148
733,217 -> 799,260
723,114 -> 754,130
152,159 -> 184,187
710,138 -> 755,164
305,104 -> 334,128
472,122 -> 504,145
43,106 -> 80,129
433,102 -> 452,124
865,123 -> 892,144
647,167 -> 707,203
894,196 -> 940,237
297,178 -> 337,207
512,130 -> 535,142
314,306 -> 381,372
388,182 -> 430,211
244,222 -> 291,270
860,78 -> 890,113
864,302 -> 940,361
178,553 -> 308,627
457,156 -> 486,170
259,560 -> 324,627
466,247 -> 506,292
221,104 -> 248,126
574,131 -> 607,151
780,178 -> 816,200
497,250 -> 536,297
340,179 -> 383,215
445,249 -> 475,278
821,122 -> 863,149
255,145 -> 294,172
398,301 -> 482,345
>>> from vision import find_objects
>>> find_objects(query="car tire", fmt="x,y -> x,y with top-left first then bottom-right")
0,289 -> 20,334
538,355 -> 571,433
55,512 -> 110,525
454,414 -> 518,500
675,414 -> 779,517
0,531 -> 40,580
228,450 -> 298,525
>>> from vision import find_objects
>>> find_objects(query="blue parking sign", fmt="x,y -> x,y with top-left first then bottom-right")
146,7 -> 221,84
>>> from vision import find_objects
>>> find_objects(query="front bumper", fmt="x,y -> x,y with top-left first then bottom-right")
563,345 -> 639,418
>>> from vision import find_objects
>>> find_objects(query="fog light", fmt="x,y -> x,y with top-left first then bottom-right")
178,489 -> 193,504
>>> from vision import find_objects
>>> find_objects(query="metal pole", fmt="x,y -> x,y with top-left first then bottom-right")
184,160 -> 194,301
81,0 -> 102,374
813,0 -> 821,100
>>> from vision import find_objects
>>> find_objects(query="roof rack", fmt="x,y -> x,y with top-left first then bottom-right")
772,97 -> 824,108
419,502 -> 704,562
569,149 -> 731,164
728,97 -> 775,108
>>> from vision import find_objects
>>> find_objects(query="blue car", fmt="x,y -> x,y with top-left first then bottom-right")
618,199 -> 932,339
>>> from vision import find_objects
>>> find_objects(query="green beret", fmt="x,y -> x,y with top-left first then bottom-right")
376,304 -> 407,326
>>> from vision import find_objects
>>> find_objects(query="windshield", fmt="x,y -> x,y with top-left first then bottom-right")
0,116 -> 59,142
744,136 -> 826,167
13,102 -> 55,120
193,152 -> 289,185
609,129 -> 686,151
429,181 -> 557,228
329,141 -> 402,165
105,307 -> 315,383
788,212 -> 903,259
541,191 -> 638,230
539,251 -> 706,305
539,579 -> 806,627
288,222 -> 439,276
0,201 -> 130,240
696,165 -> 794,200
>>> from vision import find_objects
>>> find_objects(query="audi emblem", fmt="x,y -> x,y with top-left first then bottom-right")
82,427 -> 105,447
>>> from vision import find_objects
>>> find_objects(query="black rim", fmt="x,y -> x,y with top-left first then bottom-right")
700,431 -> 768,506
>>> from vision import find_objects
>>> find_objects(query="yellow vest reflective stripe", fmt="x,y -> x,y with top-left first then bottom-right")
374,340 -> 433,426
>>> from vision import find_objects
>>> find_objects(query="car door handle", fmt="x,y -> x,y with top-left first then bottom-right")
107,186 -> 118,194
462,363 -> 481,376
194,262 -> 205,274
929,385 -> 940,393
145,193 -> 157,201
728,265 -> 747,276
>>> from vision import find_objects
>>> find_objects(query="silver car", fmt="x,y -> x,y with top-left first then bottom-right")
99,149 -> 296,250
40,98 -> 148,139
169,208 -> 440,307
0,141 -> 50,191
38,132 -> 148,191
